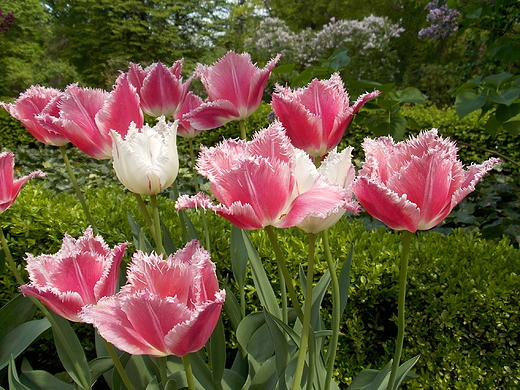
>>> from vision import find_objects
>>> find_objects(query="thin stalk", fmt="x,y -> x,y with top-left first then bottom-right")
133,193 -> 156,242
172,183 -> 188,243
182,354 -> 196,390
291,233 -> 316,390
264,226 -> 303,322
2,229 -> 91,389
239,120 -> 246,140
150,195 -> 165,255
456,140 -> 520,168
157,356 -> 168,386
323,229 -> 340,390
103,339 -> 136,390
278,266 -> 288,323
59,146 -> 98,235
387,230 -> 413,390
189,138 -> 211,252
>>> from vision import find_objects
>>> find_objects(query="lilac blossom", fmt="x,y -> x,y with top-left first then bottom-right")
419,0 -> 461,40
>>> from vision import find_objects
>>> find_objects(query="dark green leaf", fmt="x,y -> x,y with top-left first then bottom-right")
496,103 -> 520,135
339,246 -> 354,318
20,359 -> 74,390
490,88 -> 520,106
230,225 -> 248,291
208,318 -> 226,385
272,64 -> 296,74
0,318 -> 51,370
394,87 -> 427,104
191,350 -> 218,390
483,72 -> 513,89
0,294 -> 37,341
8,356 -> 31,390
455,90 -> 487,119
263,310 -> 289,377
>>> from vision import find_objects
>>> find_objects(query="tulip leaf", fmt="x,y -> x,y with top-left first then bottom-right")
20,358 -> 74,390
263,310 -> 289,378
223,286 -> 242,331
236,312 -> 274,364
191,350 -> 218,390
0,318 -> 51,370
347,356 -> 420,390
179,210 -> 200,241
88,356 -> 114,384
339,246 -> 354,318
49,311 -> 92,389
242,229 -> 281,319
230,225 -> 248,295
249,355 -> 278,390
8,355 -> 31,390
0,294 -> 37,341
161,219 -> 178,255
222,369 -> 247,390
207,318 -> 226,385
127,213 -> 154,253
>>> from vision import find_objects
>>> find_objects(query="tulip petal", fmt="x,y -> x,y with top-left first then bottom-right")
352,176 -> 421,232
185,99 -> 241,130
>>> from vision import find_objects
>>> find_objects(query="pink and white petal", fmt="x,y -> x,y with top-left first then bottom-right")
5,171 -> 46,211
127,63 -> 147,91
247,122 -> 294,164
184,100 -> 241,130
93,242 -> 128,299
164,289 -> 225,356
319,147 -> 356,188
348,90 -> 381,116
278,177 -> 348,228
20,285 -> 85,322
292,149 -> 319,193
352,177 -> 421,232
196,140 -> 248,180
97,74 -> 144,138
451,157 -> 500,209
169,59 -> 184,78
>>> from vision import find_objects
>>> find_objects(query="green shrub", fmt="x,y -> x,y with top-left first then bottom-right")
0,107 -> 36,152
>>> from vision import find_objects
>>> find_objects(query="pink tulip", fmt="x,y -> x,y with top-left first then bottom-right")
297,147 -> 361,234
0,152 -> 46,213
20,228 -> 128,322
57,74 -> 144,159
127,60 -> 191,117
271,73 -> 380,158
80,240 -> 225,357
176,122 -> 351,230
1,86 -> 69,146
184,51 -> 281,130
351,129 -> 500,232
174,92 -> 204,138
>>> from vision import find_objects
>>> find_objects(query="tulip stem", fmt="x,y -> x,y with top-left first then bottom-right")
1,228 -> 25,286
150,195 -> 165,255
172,183 -> 189,243
292,233 -> 316,390
103,339 -> 136,390
189,138 -> 211,253
182,354 -> 196,390
323,229 -> 340,390
157,356 -> 168,386
239,120 -> 246,140
265,226 -> 303,322
59,146 -> 98,235
133,193 -> 156,242
388,230 -> 413,390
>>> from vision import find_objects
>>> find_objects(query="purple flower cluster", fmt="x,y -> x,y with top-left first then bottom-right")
418,0 -> 460,40
0,9 -> 14,33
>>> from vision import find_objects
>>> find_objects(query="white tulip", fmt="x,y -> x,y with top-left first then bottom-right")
111,117 -> 178,195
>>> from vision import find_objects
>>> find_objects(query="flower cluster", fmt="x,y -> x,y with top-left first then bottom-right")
419,0 -> 461,40
246,16 -> 404,80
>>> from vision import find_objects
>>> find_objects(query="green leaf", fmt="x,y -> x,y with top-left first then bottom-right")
208,319 -> 226,385
0,318 -> 51,370
465,7 -> 482,18
230,225 -> 248,291
222,369 -> 246,390
49,311 -> 92,389
249,355 -> 278,390
394,87 -> 427,104
8,356 -> 31,390
242,230 -> 281,318
236,312 -> 274,364
272,64 -> 296,74
263,310 -> 289,377
373,116 -> 408,141
179,210 -> 201,241
490,87 -> 520,106
223,286 -> 243,331
455,90 -> 487,119
88,357 -> 114,384
339,246 -> 354,318
191,350 -> 218,390
0,294 -> 37,341
20,359 -> 74,390
161,219 -> 178,255
483,72 -> 513,89
485,114 -> 502,137
496,103 -> 520,135
127,213 -> 154,253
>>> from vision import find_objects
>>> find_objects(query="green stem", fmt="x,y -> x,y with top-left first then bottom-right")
182,354 -> 196,390
239,120 -> 246,140
59,146 -> 98,235
150,195 -> 165,255
157,356 -> 168,385
133,193 -> 156,241
2,230 -> 92,389
387,230 -> 413,390
278,266 -> 288,323
172,183 -> 189,243
1,228 -> 25,286
103,339 -> 136,390
292,233 -> 316,390
323,229 -> 340,390
264,226 -> 304,322
189,139 -> 211,253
